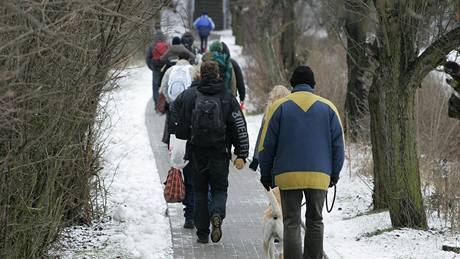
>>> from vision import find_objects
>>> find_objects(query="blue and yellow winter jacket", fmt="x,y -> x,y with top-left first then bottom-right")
259,84 -> 345,190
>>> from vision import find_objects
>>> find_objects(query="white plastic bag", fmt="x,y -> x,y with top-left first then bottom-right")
169,134 -> 188,169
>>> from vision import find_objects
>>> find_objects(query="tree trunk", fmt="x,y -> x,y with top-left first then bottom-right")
370,1 -> 427,228
230,0 -> 245,45
344,0 -> 373,141
280,0 -> 297,74
256,1 -> 284,85
369,64 -> 427,228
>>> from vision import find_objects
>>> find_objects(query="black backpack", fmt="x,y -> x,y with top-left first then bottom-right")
190,91 -> 226,148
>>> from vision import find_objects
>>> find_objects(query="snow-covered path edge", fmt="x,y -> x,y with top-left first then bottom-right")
101,66 -> 172,258
53,66 -> 173,259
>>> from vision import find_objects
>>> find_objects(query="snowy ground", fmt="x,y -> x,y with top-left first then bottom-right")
53,1 -> 460,258
52,67 -> 172,259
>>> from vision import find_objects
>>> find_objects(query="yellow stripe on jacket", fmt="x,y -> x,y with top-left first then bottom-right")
258,91 -> 328,152
275,171 -> 331,190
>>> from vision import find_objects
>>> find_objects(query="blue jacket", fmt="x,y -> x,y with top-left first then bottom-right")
259,84 -> 345,190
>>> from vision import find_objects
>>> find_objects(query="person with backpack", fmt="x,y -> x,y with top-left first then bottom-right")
202,41 -> 236,97
145,27 -> 168,107
221,42 -> 246,105
174,61 -> 249,244
160,36 -> 196,66
159,52 -> 195,146
193,12 -> 215,53
258,66 -> 345,259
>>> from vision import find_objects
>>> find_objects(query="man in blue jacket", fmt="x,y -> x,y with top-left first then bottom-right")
193,12 -> 215,53
258,66 -> 345,259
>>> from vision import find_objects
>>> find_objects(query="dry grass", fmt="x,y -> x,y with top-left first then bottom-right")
417,74 -> 460,230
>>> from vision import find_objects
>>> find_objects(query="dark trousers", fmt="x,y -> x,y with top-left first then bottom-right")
191,151 -> 229,238
152,70 -> 161,105
280,189 -> 327,259
182,163 -> 194,220
199,35 -> 208,53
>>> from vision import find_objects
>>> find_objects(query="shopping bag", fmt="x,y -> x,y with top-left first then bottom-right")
163,167 -> 185,203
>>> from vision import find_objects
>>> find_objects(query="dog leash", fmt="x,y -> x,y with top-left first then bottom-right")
326,185 -> 336,213
300,185 -> 336,213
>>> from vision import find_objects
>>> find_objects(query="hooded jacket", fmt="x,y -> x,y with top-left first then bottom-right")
173,78 -> 249,159
160,44 -> 196,64
259,84 -> 345,190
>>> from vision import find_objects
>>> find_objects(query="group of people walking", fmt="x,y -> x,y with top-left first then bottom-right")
146,18 -> 345,258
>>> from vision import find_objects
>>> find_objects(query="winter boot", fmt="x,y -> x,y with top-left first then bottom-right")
210,214 -> 222,243
183,219 -> 194,229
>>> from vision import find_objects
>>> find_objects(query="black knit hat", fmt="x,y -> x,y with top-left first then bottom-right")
172,36 -> 181,45
290,65 -> 316,88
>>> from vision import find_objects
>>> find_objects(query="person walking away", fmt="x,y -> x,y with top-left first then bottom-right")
160,36 -> 196,70
170,67 -> 202,229
202,41 -> 236,97
221,42 -> 246,108
174,61 -> 249,244
258,66 -> 345,259
248,85 -> 290,172
181,32 -> 200,64
145,27 -> 168,107
159,52 -> 195,146
193,12 -> 215,53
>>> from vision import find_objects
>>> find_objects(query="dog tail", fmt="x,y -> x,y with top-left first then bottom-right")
267,189 -> 282,219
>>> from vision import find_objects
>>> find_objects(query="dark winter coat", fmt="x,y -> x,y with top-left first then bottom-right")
160,45 -> 196,65
259,84 -> 345,191
230,58 -> 245,102
173,78 -> 249,159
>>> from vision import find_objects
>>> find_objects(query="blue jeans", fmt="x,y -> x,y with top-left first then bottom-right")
152,70 -> 161,105
182,164 -> 194,221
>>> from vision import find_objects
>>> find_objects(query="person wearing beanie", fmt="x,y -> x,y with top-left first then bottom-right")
173,61 -> 249,244
193,12 -> 215,52
160,36 -> 196,65
258,65 -> 345,258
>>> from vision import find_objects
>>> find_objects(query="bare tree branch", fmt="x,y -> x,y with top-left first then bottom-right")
404,25 -> 460,88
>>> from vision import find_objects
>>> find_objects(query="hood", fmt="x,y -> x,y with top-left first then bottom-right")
190,80 -> 200,88
197,78 -> 226,95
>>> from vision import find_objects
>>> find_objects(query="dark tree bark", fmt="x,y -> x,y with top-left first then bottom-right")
370,0 -> 460,228
256,0 -> 284,84
230,0 -> 245,45
280,0 -> 297,73
344,0 -> 374,142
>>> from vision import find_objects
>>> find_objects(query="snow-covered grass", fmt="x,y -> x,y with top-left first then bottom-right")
53,66 -> 172,259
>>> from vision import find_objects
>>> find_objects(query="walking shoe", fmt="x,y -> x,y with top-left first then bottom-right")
183,219 -> 194,229
210,214 -> 222,243
196,236 -> 209,244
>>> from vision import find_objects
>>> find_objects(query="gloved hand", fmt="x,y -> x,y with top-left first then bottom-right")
329,176 -> 339,188
260,178 -> 272,191
248,158 -> 259,171
234,157 -> 246,170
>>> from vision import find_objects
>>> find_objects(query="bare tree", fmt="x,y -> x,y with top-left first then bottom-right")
0,0 -> 163,257
369,0 -> 460,228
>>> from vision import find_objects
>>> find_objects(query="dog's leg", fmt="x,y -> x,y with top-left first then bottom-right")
263,237 -> 271,259
268,237 -> 275,259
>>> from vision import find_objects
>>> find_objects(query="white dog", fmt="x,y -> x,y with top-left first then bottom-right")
262,187 -> 309,259
263,187 -> 284,259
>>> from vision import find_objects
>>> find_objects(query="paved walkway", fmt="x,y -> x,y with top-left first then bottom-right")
145,100 -> 274,259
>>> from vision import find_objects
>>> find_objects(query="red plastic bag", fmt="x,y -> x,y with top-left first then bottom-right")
163,167 -> 185,203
